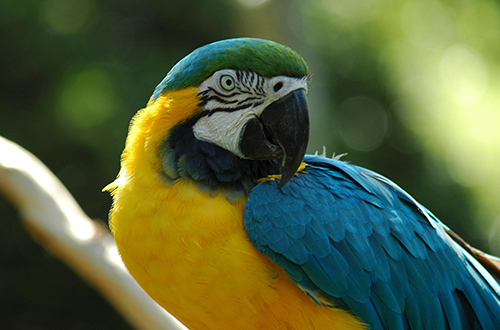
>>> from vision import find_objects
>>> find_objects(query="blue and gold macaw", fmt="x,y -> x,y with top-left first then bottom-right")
107,38 -> 500,329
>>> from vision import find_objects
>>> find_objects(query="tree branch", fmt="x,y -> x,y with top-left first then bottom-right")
0,135 -> 187,330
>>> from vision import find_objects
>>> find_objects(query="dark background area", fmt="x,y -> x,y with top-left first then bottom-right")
1,0 -> 499,328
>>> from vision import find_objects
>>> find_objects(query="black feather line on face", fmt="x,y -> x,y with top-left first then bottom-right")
236,70 -> 243,82
201,101 -> 264,117
203,95 -> 240,105
237,96 -> 261,105
257,75 -> 265,93
208,86 -> 241,98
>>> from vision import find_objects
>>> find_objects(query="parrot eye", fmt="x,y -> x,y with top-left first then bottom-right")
219,75 -> 235,91
273,82 -> 283,92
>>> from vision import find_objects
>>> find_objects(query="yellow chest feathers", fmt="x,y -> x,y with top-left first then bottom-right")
110,176 -> 363,330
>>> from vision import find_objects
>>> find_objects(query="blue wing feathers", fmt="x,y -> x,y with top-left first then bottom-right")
451,291 -> 475,328
244,155 -> 500,329
367,236 -> 392,280
302,226 -> 332,257
370,293 -> 406,330
401,254 -> 435,296
334,242 -> 372,302
283,223 -> 306,240
371,277 -> 404,314
346,297 -> 386,330
461,279 -> 496,328
344,229 -> 370,254
347,238 -> 378,272
267,234 -> 290,254
302,255 -> 348,297
429,295 -> 447,329
283,237 -> 309,264
403,290 -> 424,330
440,290 -> 464,329
372,232 -> 404,261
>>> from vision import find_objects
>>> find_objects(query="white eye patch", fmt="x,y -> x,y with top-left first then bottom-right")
193,110 -> 256,158
193,71 -> 308,157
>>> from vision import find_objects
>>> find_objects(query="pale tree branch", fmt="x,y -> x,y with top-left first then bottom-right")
0,135 -> 187,330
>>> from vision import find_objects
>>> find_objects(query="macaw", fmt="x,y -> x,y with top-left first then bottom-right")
106,38 -> 500,329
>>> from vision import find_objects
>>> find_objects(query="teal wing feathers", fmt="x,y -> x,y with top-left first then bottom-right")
244,155 -> 500,329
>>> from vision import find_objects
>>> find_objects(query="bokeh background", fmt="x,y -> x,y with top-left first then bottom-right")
1,0 -> 500,328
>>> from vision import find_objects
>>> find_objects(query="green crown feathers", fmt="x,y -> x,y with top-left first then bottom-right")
151,38 -> 309,99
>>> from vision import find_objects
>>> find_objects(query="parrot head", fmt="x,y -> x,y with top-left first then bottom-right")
145,38 -> 310,197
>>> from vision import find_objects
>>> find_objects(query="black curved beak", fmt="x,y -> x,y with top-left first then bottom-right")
239,89 -> 309,188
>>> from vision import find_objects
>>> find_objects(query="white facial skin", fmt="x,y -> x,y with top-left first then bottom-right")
193,69 -> 308,158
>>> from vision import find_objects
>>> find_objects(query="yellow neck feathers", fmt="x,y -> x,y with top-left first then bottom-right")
121,87 -> 202,176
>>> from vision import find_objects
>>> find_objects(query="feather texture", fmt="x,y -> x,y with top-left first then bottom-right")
245,155 -> 500,329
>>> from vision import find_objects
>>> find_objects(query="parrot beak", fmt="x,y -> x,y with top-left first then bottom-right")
239,89 -> 309,188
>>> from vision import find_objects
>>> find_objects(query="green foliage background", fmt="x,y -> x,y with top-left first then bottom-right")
1,0 -> 499,328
